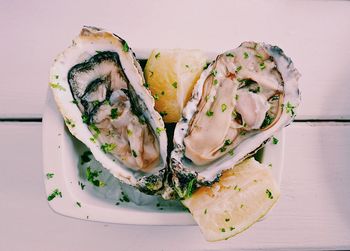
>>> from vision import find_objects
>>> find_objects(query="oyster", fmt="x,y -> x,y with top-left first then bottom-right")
49,26 -> 167,194
170,42 -> 300,198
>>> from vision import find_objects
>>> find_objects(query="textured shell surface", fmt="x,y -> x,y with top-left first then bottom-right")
49,26 -> 167,194
170,42 -> 300,198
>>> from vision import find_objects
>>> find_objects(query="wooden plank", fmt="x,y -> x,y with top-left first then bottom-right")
0,0 -> 350,118
0,122 -> 349,250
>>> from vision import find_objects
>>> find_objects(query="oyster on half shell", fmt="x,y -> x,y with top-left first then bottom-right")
50,26 -> 167,194
169,42 -> 300,199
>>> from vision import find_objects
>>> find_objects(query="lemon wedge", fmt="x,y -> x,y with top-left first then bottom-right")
182,158 -> 280,241
144,49 -> 207,123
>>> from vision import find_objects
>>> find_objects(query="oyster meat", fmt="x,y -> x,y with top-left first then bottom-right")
170,42 -> 300,198
50,26 -> 167,194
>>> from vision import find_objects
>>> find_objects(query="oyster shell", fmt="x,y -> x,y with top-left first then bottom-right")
49,26 -> 167,194
170,42 -> 300,198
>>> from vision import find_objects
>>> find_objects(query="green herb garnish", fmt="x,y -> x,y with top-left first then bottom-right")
221,104 -> 227,112
228,149 -> 234,156
47,189 -> 62,201
211,69 -> 218,77
143,82 -> 150,89
65,118 -> 75,128
159,111 -> 168,117
206,110 -> 214,117
110,108 -> 119,119
153,93 -> 159,100
76,202 -> 81,207
86,167 -> 105,187
122,41 -> 129,52
81,114 -> 89,124
155,52 -> 160,58
49,82 -> 66,91
266,189 -> 274,199
132,150 -> 138,158
80,151 -> 92,164
226,53 -> 234,57
101,143 -> 116,153
46,173 -> 54,179
235,66 -> 242,72
272,137 -> 279,144
285,102 -> 295,116
259,62 -> 266,70
172,82 -> 178,89
156,127 -> 165,135
243,52 -> 249,59
213,79 -> 218,85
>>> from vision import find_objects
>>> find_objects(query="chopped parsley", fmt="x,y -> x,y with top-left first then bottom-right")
235,94 -> 239,100
78,181 -> 86,190
172,82 -> 178,89
159,111 -> 168,117
235,66 -> 242,72
49,82 -> 66,91
161,91 -> 165,95
185,64 -> 189,68
203,62 -> 211,70
261,114 -> 274,129
120,191 -> 130,202
80,151 -> 92,164
127,129 -> 133,136
46,173 -> 54,179
226,53 -> 234,57
225,218 -> 230,222
228,149 -> 234,156
156,127 -> 165,135
86,167 -> 105,187
81,113 -> 89,124
122,41 -> 129,52
205,95 -> 210,102
143,82 -> 150,89
266,189 -> 274,199
90,137 -> 96,143
65,118 -> 75,128
259,62 -> 266,70
243,52 -> 249,59
155,52 -> 160,59
221,104 -> 227,112
55,75 -> 59,79
206,110 -> 214,117
229,227 -> 235,231
110,108 -> 119,119
213,79 -> 218,85
240,204 -> 244,208
132,150 -> 138,158
89,124 -> 100,138
221,228 -> 226,232
153,93 -> 159,100
101,143 -> 116,153
47,189 -> 62,201
285,102 -> 295,116
71,100 -> 78,105
255,54 -> 263,59
211,69 -> 218,77
76,201 -> 81,207
204,209 -> 207,214
272,137 -> 279,144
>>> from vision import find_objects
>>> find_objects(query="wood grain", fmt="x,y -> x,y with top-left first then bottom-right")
0,122 -> 349,250
1,0 -> 350,118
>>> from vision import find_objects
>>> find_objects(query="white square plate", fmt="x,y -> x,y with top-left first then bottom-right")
42,53 -> 285,226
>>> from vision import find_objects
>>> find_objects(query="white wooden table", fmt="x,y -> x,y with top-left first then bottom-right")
1,1 -> 350,250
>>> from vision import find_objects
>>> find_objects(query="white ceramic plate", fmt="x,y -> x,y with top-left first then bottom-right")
42,52 -> 285,226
